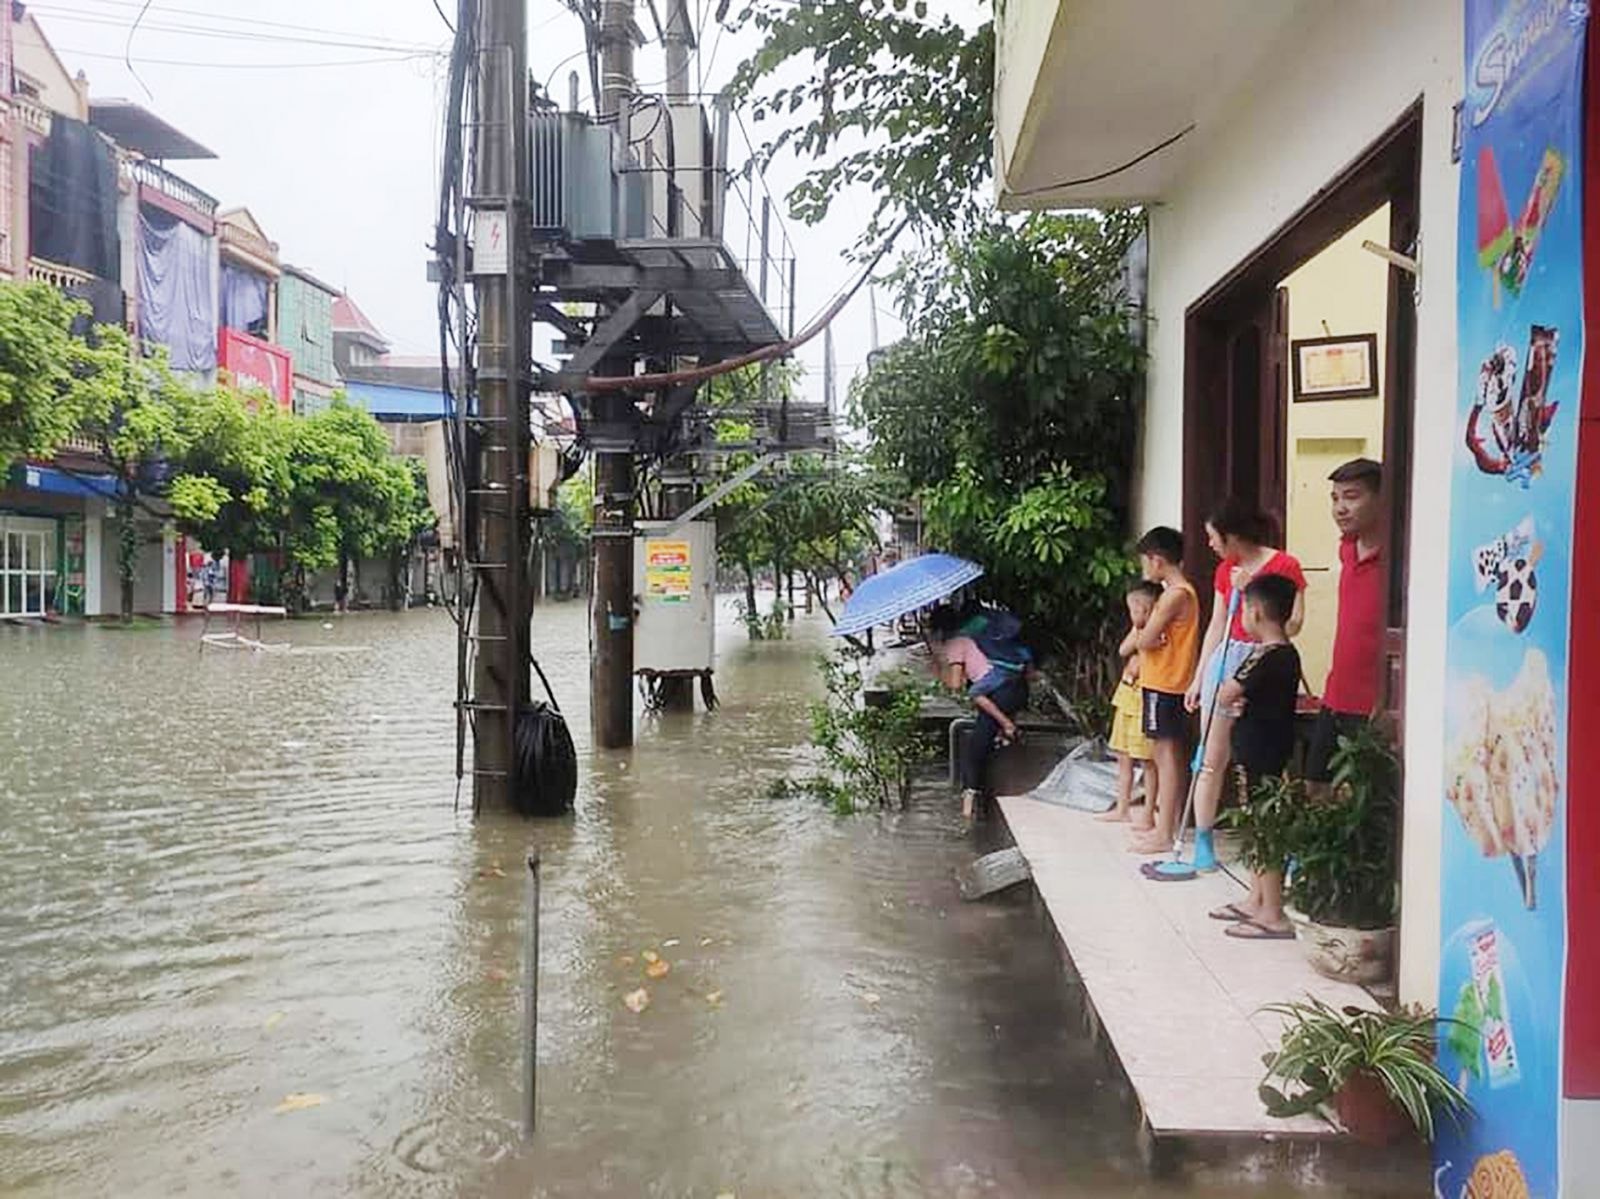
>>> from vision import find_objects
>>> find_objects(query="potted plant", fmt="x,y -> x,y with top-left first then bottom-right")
1281,722 -> 1401,983
1259,997 -> 1470,1145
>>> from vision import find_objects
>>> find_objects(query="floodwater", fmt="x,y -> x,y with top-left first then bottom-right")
2,602 -> 1380,1198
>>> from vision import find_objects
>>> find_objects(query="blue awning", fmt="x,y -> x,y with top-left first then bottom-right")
342,381 -> 448,421
10,464 -> 120,499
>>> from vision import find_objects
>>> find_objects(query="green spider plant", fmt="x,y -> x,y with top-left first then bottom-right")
1258,997 -> 1471,1141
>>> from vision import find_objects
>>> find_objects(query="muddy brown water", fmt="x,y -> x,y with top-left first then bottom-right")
2,602 -> 1399,1197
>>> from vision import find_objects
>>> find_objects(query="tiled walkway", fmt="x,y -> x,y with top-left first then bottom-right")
997,794 -> 1371,1141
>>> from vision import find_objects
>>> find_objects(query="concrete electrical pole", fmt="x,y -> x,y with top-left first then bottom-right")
469,0 -> 532,810
591,0 -> 638,747
653,0 -> 700,713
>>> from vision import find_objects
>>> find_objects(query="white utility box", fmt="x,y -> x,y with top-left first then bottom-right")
633,519 -> 716,674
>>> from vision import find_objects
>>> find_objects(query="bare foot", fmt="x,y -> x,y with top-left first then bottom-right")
1127,832 -> 1171,854
1096,809 -> 1130,823
1129,817 -> 1155,833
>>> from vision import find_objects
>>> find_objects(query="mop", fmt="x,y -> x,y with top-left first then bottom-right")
1141,590 -> 1242,882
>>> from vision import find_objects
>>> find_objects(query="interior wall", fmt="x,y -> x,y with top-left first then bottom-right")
1139,0 -> 1462,1005
1278,204 -> 1391,697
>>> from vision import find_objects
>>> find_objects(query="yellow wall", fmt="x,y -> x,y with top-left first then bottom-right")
1279,204 -> 1389,696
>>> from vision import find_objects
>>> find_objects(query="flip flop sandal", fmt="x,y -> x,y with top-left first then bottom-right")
1209,902 -> 1253,922
1224,921 -> 1295,941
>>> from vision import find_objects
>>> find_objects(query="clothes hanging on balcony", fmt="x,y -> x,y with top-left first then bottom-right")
138,206 -> 216,372
28,115 -> 120,282
220,262 -> 269,336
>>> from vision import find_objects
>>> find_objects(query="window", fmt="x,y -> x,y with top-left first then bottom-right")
0,517 -> 57,618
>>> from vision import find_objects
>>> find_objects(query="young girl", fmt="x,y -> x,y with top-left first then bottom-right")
1177,498 -> 1306,873
1100,580 -> 1162,827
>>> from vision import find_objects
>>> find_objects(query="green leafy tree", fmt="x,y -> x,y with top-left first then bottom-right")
168,388 -> 294,568
734,0 -> 994,246
280,400 -> 429,608
0,282 -> 103,474
73,325 -> 205,622
852,213 -> 1145,707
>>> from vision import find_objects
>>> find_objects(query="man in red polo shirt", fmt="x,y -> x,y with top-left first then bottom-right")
1306,458 -> 1385,781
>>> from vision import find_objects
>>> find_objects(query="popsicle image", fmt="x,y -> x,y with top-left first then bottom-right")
1505,148 -> 1565,293
1466,921 -> 1521,1090
1477,145 -> 1514,271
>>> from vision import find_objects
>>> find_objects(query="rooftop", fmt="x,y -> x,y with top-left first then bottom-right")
332,294 -> 390,349
89,98 -> 216,161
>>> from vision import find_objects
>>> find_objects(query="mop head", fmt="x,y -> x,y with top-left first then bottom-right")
1140,830 -> 1217,882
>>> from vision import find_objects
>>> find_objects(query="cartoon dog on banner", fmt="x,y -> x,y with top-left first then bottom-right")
1465,326 -> 1559,487
1473,516 -> 1544,635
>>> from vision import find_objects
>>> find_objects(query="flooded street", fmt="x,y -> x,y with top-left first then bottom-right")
5,602 -> 1322,1198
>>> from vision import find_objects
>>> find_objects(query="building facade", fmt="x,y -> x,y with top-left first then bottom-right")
278,265 -> 340,415
996,0 -> 1598,1186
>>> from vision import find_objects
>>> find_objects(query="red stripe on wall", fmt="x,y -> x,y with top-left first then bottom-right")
1566,12 -> 1600,1101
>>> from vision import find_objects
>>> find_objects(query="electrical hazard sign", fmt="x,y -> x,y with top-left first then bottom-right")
474,209 -> 509,275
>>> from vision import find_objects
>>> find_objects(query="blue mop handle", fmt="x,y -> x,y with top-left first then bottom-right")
1189,588 -> 1244,773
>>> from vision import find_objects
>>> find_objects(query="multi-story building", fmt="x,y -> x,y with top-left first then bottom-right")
278,264 -> 340,415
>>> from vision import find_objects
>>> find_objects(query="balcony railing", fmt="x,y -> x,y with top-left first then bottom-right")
9,95 -> 52,138
220,220 -> 278,269
123,157 -> 218,218
27,257 -> 93,289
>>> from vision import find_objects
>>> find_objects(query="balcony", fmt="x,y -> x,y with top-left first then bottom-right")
9,95 -> 52,138
219,220 -> 279,275
27,257 -> 93,289
123,157 -> 217,221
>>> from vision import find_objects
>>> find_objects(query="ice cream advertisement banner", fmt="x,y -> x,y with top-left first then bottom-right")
1438,2 -> 1587,1196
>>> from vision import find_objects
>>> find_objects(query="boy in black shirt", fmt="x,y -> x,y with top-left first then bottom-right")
1212,574 -> 1300,940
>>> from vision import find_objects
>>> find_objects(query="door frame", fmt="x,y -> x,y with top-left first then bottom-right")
1181,100 -> 1421,727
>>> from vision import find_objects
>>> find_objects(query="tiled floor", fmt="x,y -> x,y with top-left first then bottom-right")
997,793 -> 1372,1140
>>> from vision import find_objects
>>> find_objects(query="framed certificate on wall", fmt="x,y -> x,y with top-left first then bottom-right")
1292,333 -> 1379,401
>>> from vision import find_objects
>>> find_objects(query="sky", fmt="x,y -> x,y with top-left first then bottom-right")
37,0 -> 918,405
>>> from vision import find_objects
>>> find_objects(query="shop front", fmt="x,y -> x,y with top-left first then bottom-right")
996,0 -> 1599,1184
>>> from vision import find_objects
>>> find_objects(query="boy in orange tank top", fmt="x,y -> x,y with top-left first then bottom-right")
1131,527 -> 1200,855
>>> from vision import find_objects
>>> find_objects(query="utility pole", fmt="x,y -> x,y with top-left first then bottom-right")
663,0 -> 692,101
591,0 -> 638,747
653,0 -> 699,712
468,0 -> 532,810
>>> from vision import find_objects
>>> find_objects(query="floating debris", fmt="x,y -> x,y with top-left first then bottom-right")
641,949 -> 660,964
645,958 -> 671,980
623,988 -> 650,1014
263,1011 -> 286,1031
274,1092 -> 328,1114
705,990 -> 724,1006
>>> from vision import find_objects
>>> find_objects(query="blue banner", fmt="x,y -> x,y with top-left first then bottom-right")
1438,3 -> 1587,1196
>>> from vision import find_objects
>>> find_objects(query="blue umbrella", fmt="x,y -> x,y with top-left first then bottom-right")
831,553 -> 984,636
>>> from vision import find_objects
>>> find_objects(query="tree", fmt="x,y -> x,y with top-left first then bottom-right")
733,0 -> 994,247
73,325 -> 205,622
168,387 -> 294,569
852,213 -> 1145,705
280,401 -> 429,608
0,282 -> 103,474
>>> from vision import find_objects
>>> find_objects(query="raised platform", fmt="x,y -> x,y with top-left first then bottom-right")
995,793 -> 1374,1148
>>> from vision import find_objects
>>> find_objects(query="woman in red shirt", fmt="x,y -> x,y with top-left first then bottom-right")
1141,498 -> 1306,872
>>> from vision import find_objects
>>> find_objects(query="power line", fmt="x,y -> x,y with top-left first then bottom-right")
37,0 -> 439,51
123,0 -> 156,99
55,45 -> 440,71
32,7 -> 440,55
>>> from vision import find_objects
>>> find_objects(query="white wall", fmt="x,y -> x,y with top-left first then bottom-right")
1563,1100 -> 1600,1187
1137,0 -> 1462,1006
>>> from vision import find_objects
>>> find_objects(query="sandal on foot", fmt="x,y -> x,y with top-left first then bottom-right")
1224,920 -> 1295,941
1209,902 -> 1254,922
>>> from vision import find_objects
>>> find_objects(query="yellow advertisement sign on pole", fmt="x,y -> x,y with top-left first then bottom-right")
644,539 -> 692,604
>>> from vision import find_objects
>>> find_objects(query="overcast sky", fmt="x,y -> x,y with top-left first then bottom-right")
40,0 -> 929,404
